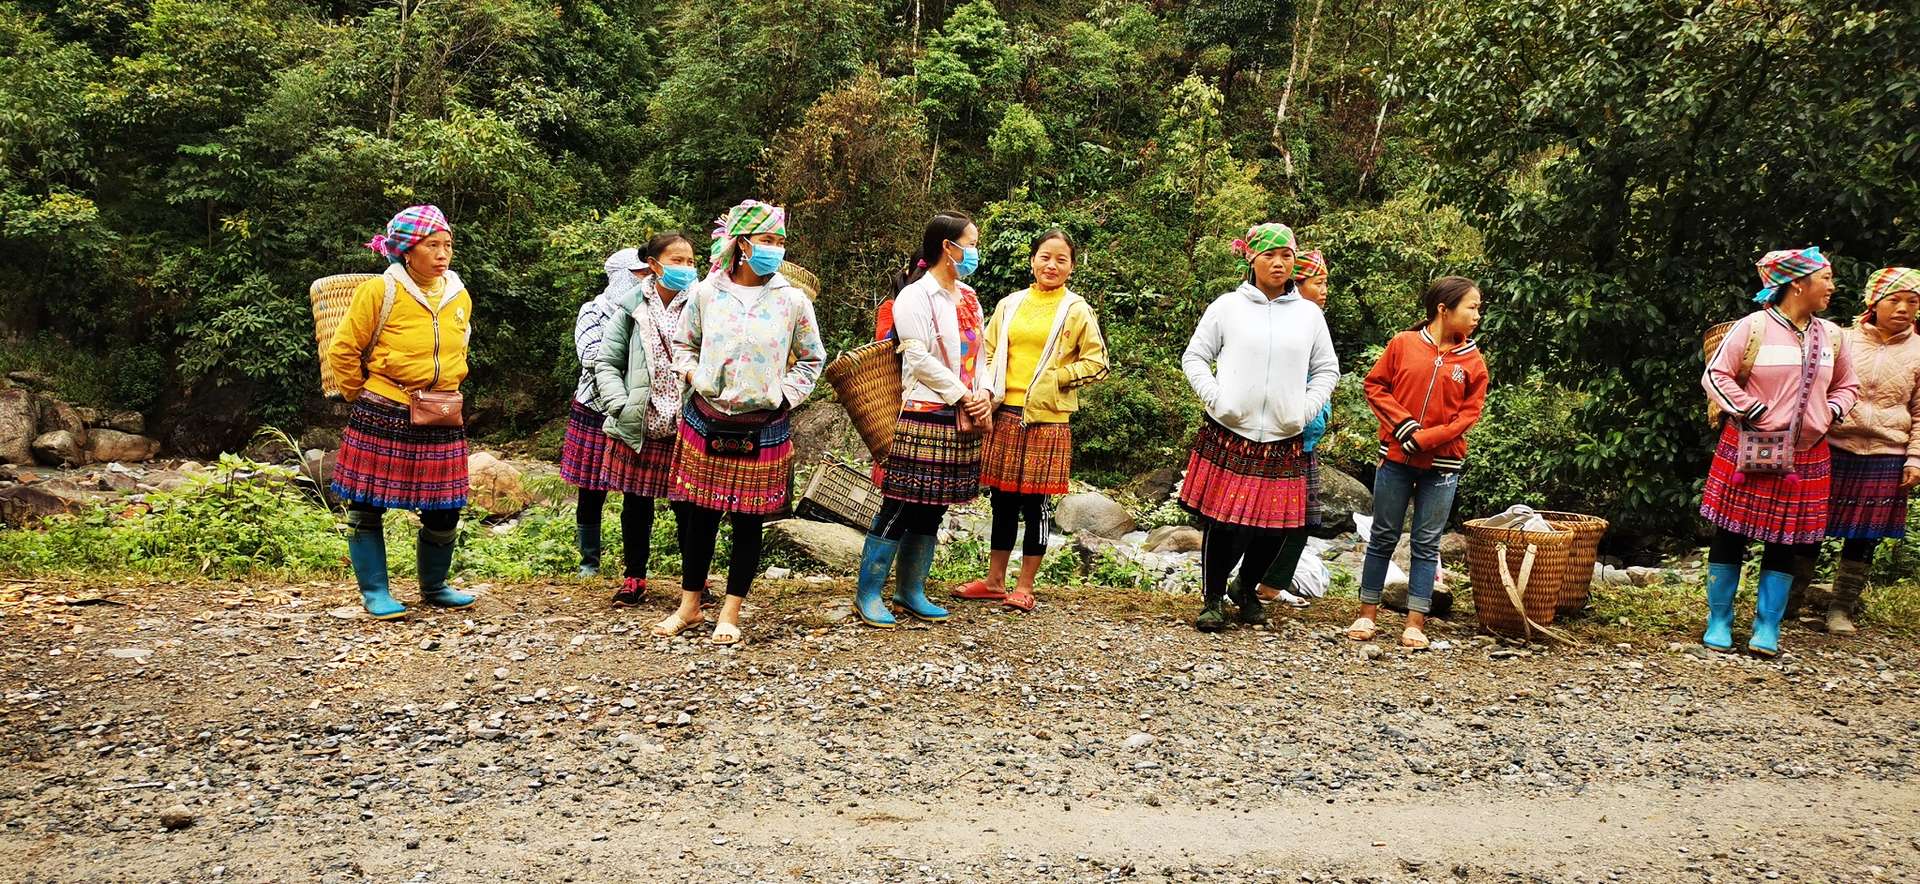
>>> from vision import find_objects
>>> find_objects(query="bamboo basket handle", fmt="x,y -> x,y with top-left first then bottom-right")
1494,541 -> 1577,646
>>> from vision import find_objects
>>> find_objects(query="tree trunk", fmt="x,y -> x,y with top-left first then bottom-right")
1273,0 -> 1326,178
386,0 -> 411,136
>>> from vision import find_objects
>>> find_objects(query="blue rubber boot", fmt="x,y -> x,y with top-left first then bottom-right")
891,533 -> 950,623
577,524 -> 601,578
346,510 -> 407,620
1702,562 -> 1739,652
855,534 -> 899,628
1749,568 -> 1791,657
417,524 -> 476,609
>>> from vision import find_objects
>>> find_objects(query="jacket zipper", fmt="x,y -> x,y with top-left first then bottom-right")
1258,303 -> 1275,435
429,304 -> 443,390
1417,346 -> 1443,424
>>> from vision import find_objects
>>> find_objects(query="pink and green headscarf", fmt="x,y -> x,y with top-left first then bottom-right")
1752,246 -> 1829,303
707,199 -> 788,272
1292,249 -> 1328,280
365,204 -> 451,265
1231,222 -> 1297,264
1863,267 -> 1920,312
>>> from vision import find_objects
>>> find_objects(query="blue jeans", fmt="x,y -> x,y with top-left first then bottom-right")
1358,460 -> 1460,614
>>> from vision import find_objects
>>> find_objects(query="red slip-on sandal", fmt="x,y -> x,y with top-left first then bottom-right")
953,579 -> 1007,601
1002,589 -> 1036,612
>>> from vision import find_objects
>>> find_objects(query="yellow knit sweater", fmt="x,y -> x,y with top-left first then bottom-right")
1003,285 -> 1064,406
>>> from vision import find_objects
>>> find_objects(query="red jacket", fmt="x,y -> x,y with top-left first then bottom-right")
1364,329 -> 1489,471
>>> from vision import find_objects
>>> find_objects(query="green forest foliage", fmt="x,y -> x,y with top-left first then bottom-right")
1,0 -> 1915,534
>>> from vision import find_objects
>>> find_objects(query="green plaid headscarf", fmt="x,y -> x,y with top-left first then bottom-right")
708,199 -> 788,272
1231,223 -> 1296,264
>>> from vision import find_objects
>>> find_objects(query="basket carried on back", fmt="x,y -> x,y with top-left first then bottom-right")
822,339 -> 901,460
310,273 -> 378,397
1464,518 -> 1573,642
1535,511 -> 1608,617
780,261 -> 821,301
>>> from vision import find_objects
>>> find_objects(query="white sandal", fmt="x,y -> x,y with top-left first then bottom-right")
1346,617 -> 1378,641
651,611 -> 703,638
1400,625 -> 1430,649
710,620 -> 743,646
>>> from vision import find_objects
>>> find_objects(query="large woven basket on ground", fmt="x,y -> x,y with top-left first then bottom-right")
1536,511 -> 1609,617
822,338 -> 901,460
310,273 -> 378,397
1464,518 -> 1573,641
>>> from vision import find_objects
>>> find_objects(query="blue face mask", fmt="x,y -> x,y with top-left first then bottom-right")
950,244 -> 980,279
745,242 -> 786,277
658,264 -> 699,293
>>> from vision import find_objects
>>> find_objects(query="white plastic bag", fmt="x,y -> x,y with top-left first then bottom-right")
1290,536 -> 1332,599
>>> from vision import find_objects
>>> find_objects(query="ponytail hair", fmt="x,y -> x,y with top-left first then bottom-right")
891,211 -> 974,295
1409,275 -> 1480,331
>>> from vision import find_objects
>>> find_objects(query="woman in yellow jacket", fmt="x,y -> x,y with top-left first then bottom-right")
954,230 -> 1109,611
326,205 -> 477,620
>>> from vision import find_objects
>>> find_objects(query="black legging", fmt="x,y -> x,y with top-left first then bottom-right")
1839,537 -> 1878,564
1708,527 -> 1812,572
872,498 -> 946,540
1199,522 -> 1292,604
990,492 -> 1048,557
578,489 -> 657,578
673,502 -> 763,598
348,502 -> 460,533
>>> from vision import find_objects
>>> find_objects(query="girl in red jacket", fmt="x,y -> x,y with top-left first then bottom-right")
1347,276 -> 1489,649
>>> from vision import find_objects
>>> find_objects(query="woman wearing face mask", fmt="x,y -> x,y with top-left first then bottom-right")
1347,276 -> 1488,649
1257,249 -> 1334,610
1809,267 -> 1920,636
1180,223 -> 1339,632
591,232 -> 698,607
1699,248 -> 1859,657
563,248 -> 649,580
657,201 -> 825,645
953,229 -> 1109,612
327,205 -> 477,619
852,211 -> 994,629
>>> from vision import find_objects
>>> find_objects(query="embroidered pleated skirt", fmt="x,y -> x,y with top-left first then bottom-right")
881,408 -> 983,506
1700,422 -> 1831,544
668,398 -> 794,516
1825,448 -> 1908,540
980,406 -> 1071,496
1178,417 -> 1308,531
559,399 -> 615,491
601,433 -> 677,499
331,392 -> 469,511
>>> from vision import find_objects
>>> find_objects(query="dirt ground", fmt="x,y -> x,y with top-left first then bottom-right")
1,577 -> 1916,883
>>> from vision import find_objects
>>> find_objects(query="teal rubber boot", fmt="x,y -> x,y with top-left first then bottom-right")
891,533 -> 950,622
577,523 -> 601,578
855,534 -> 899,628
346,510 -> 407,620
1702,562 -> 1739,651
1749,568 -> 1791,657
417,524 -> 477,609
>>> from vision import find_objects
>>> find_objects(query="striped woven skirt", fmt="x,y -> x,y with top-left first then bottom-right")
1178,417 -> 1307,531
882,409 -> 983,506
559,399 -> 615,491
980,406 -> 1071,495
1826,449 -> 1908,540
1700,422 -> 1831,544
601,434 -> 676,499
331,392 -> 469,511
668,398 -> 793,516
1304,452 -> 1324,528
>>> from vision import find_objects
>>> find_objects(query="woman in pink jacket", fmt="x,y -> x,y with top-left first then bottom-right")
1700,247 -> 1859,657
1816,267 -> 1920,635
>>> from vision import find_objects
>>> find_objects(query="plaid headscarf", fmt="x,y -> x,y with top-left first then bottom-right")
1752,246 -> 1829,303
708,199 -> 788,272
1864,267 -> 1920,312
1292,249 -> 1328,280
365,205 -> 451,264
1231,223 -> 1296,263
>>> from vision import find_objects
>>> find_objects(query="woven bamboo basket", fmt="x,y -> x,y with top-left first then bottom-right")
780,261 -> 821,301
310,273 -> 378,397
797,458 -> 884,531
1464,518 -> 1572,640
1536,511 -> 1609,617
822,338 -> 901,460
